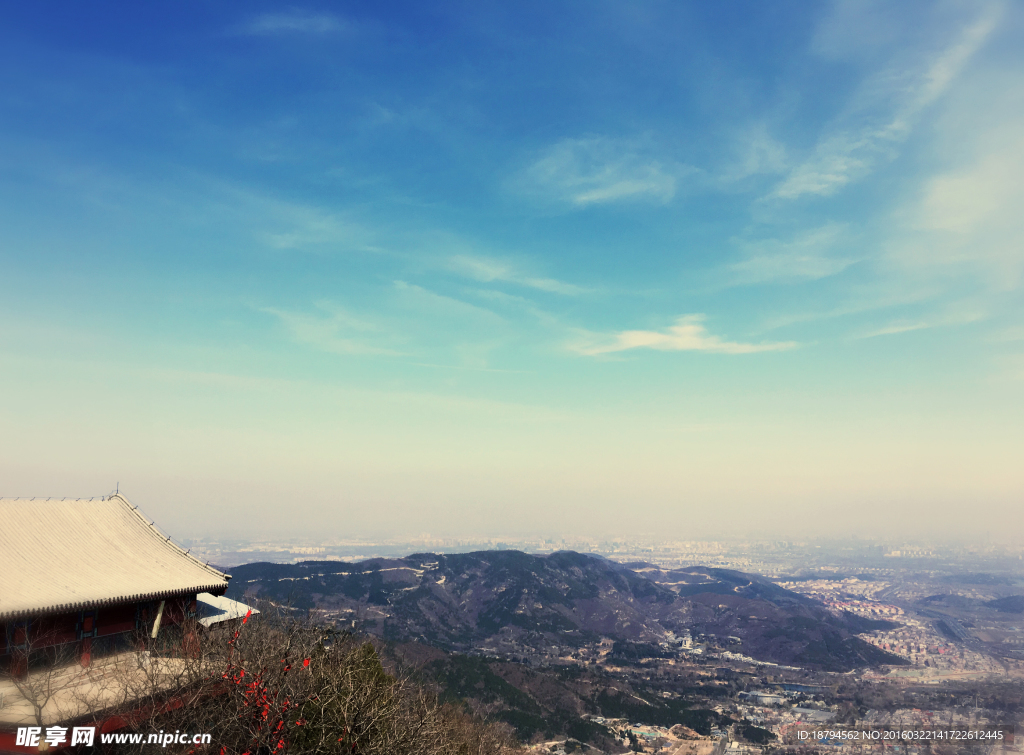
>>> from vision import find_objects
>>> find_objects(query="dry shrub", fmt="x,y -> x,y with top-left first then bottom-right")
96,605 -> 521,755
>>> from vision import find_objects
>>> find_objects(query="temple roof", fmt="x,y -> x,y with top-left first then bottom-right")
196,592 -> 257,628
0,494 -> 229,621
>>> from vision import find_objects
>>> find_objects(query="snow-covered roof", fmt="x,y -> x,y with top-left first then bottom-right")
196,592 -> 257,627
0,494 -> 229,620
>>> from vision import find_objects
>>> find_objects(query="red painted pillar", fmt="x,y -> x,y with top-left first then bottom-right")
80,614 -> 94,667
11,625 -> 28,679
182,598 -> 200,657
12,652 -> 27,679
183,629 -> 200,658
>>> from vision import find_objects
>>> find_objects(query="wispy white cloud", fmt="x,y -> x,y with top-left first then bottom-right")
235,11 -> 349,36
465,288 -> 567,333
719,123 -> 788,184
880,60 -> 1024,291
856,321 -> 929,339
918,149 -> 1017,234
260,212 -> 370,251
754,284 -> 942,334
571,315 -> 797,356
731,253 -> 853,286
264,305 -> 400,356
811,0 -> 904,62
988,326 -> 1024,344
392,280 -> 506,325
205,183 -> 379,253
516,136 -> 683,206
853,304 -> 986,339
263,283 -> 515,365
992,353 -> 1024,382
449,255 -> 588,295
728,224 -> 855,285
771,3 -> 1002,200
901,130 -> 1024,287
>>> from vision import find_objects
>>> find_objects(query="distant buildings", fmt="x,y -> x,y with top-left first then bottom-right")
737,691 -> 787,706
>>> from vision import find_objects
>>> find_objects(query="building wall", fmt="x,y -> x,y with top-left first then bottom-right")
1,596 -> 197,676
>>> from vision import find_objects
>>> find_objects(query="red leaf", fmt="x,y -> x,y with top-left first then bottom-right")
302,658 -> 310,668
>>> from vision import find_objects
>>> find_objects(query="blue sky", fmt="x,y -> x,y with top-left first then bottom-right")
1,1 -> 1022,541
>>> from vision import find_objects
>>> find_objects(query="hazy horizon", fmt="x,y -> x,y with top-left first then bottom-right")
2,2 -> 1022,544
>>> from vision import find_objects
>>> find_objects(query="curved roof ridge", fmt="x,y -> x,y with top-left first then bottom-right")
110,493 -> 231,582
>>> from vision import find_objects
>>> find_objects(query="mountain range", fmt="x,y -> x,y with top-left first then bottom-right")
226,550 -> 901,672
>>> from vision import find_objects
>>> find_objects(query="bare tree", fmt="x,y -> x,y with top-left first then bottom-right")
3,631 -> 87,729
90,604 -> 522,755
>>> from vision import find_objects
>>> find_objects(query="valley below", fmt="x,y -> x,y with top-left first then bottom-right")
224,550 -> 1024,753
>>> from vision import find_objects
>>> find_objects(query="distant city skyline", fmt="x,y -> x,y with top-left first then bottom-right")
181,533 -> 1024,574
1,2 -> 1022,541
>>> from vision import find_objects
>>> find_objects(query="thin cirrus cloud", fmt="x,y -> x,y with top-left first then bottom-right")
572,315 -> 797,356
857,321 -> 930,339
260,213 -> 372,251
770,3 -> 1001,200
517,137 -> 682,206
901,128 -> 1024,288
717,123 -> 789,184
234,11 -> 350,36
730,252 -> 854,286
449,255 -> 588,296
728,224 -> 856,286
854,305 -> 987,339
391,280 -> 507,326
263,306 -> 401,357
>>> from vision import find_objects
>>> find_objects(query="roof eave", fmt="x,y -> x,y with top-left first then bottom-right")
0,582 -> 230,622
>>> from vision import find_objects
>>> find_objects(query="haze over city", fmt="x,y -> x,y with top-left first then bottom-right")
1,1 -> 1022,543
